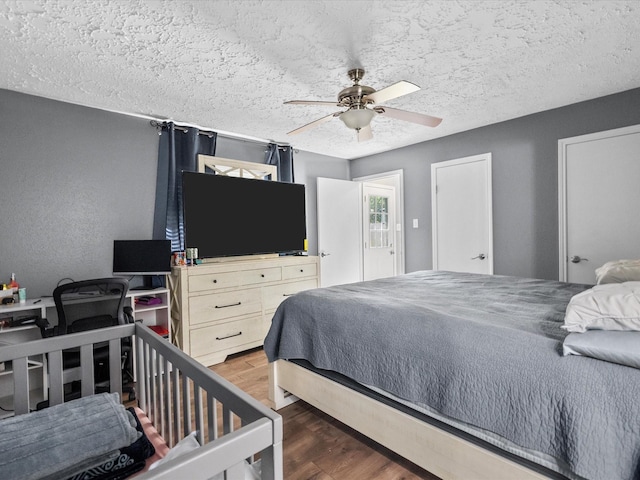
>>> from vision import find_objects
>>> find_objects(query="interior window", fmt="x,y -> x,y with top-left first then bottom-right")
369,195 -> 390,248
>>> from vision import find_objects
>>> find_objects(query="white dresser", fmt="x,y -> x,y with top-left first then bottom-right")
169,255 -> 319,366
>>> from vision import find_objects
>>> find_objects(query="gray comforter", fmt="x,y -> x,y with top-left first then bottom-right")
264,270 -> 640,480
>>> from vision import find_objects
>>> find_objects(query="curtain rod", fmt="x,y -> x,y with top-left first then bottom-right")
150,120 -> 291,149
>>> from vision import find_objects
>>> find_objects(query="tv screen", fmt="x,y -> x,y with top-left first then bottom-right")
182,172 -> 306,258
113,240 -> 172,275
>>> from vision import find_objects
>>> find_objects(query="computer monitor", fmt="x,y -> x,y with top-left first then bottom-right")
113,240 -> 171,288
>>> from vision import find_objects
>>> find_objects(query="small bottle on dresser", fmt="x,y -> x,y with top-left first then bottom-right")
8,273 -> 19,293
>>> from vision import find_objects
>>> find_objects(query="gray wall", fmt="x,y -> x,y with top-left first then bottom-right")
0,89 -> 347,297
350,88 -> 640,280
5,86 -> 636,296
1,90 -> 158,297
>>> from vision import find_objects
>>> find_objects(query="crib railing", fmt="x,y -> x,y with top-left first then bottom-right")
0,323 -> 283,480
0,324 -> 133,414
134,324 -> 283,479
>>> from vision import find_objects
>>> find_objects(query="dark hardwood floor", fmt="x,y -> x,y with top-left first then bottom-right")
209,347 -> 440,480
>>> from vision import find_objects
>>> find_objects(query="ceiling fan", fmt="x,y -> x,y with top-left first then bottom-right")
284,68 -> 442,142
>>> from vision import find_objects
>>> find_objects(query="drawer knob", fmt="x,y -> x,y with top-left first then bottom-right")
300,269 -> 304,272
216,331 -> 242,340
212,279 -> 217,283
261,274 -> 265,278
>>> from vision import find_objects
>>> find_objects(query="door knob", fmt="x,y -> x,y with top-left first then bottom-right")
320,252 -> 331,258
570,255 -> 588,263
471,253 -> 486,260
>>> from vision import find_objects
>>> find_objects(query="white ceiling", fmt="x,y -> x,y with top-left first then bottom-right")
1,1 -> 639,160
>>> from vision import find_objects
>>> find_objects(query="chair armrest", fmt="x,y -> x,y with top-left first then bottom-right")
123,306 -> 134,324
35,317 -> 55,337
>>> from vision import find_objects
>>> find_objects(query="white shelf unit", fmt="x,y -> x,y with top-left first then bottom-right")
128,288 -> 171,339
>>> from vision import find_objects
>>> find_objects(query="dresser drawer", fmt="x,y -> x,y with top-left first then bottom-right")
189,267 -> 282,292
189,271 -> 239,292
263,278 -> 318,312
240,267 -> 282,285
190,316 -> 264,358
282,262 -> 318,280
189,288 -> 261,326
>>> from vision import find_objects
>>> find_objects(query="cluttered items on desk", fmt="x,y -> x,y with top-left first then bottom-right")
0,288 -> 15,305
2,273 -> 20,294
1,273 -> 25,305
0,315 -> 40,328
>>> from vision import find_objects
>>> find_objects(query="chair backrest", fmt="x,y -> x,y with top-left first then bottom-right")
52,278 -> 129,336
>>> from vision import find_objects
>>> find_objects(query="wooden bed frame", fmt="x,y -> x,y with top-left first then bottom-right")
0,323 -> 283,480
269,359 -> 555,480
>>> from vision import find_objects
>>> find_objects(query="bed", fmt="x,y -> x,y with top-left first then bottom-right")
0,322 -> 283,480
265,270 -> 640,480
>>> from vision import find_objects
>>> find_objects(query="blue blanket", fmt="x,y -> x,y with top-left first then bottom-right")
264,271 -> 640,480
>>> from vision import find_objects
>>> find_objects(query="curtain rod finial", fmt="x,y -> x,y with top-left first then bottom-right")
150,119 -> 164,135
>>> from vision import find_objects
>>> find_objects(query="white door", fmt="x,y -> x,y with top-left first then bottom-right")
354,170 -> 406,276
559,125 -> 640,284
431,153 -> 493,274
363,183 -> 396,280
317,177 -> 362,287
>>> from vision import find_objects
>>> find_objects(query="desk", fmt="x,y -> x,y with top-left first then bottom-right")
0,289 -> 170,336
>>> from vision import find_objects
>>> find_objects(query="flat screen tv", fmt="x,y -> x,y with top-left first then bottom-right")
182,172 -> 306,258
112,240 -> 172,275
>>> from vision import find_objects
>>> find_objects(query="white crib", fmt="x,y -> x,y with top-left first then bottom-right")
0,323 -> 282,480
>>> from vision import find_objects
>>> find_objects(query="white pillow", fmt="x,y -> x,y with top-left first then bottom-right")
563,330 -> 640,369
595,259 -> 640,284
563,281 -> 640,333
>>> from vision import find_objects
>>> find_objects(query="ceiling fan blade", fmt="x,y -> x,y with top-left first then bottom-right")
286,112 -> 340,135
375,106 -> 442,127
284,100 -> 340,107
364,80 -> 420,104
357,124 -> 373,142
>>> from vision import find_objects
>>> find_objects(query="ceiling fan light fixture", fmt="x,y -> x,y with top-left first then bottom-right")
285,68 -> 441,140
339,107 -> 376,130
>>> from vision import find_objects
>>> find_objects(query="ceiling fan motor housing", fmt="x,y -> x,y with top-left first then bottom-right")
338,84 -> 375,107
338,67 -> 375,108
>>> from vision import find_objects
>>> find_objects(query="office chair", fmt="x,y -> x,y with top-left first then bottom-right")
40,277 -> 136,403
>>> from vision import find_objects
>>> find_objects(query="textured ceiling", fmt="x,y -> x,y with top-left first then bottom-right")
1,0 -> 640,160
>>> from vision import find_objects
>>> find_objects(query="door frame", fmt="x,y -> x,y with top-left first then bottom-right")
558,124 -> 640,281
431,153 -> 494,273
353,169 -> 405,275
